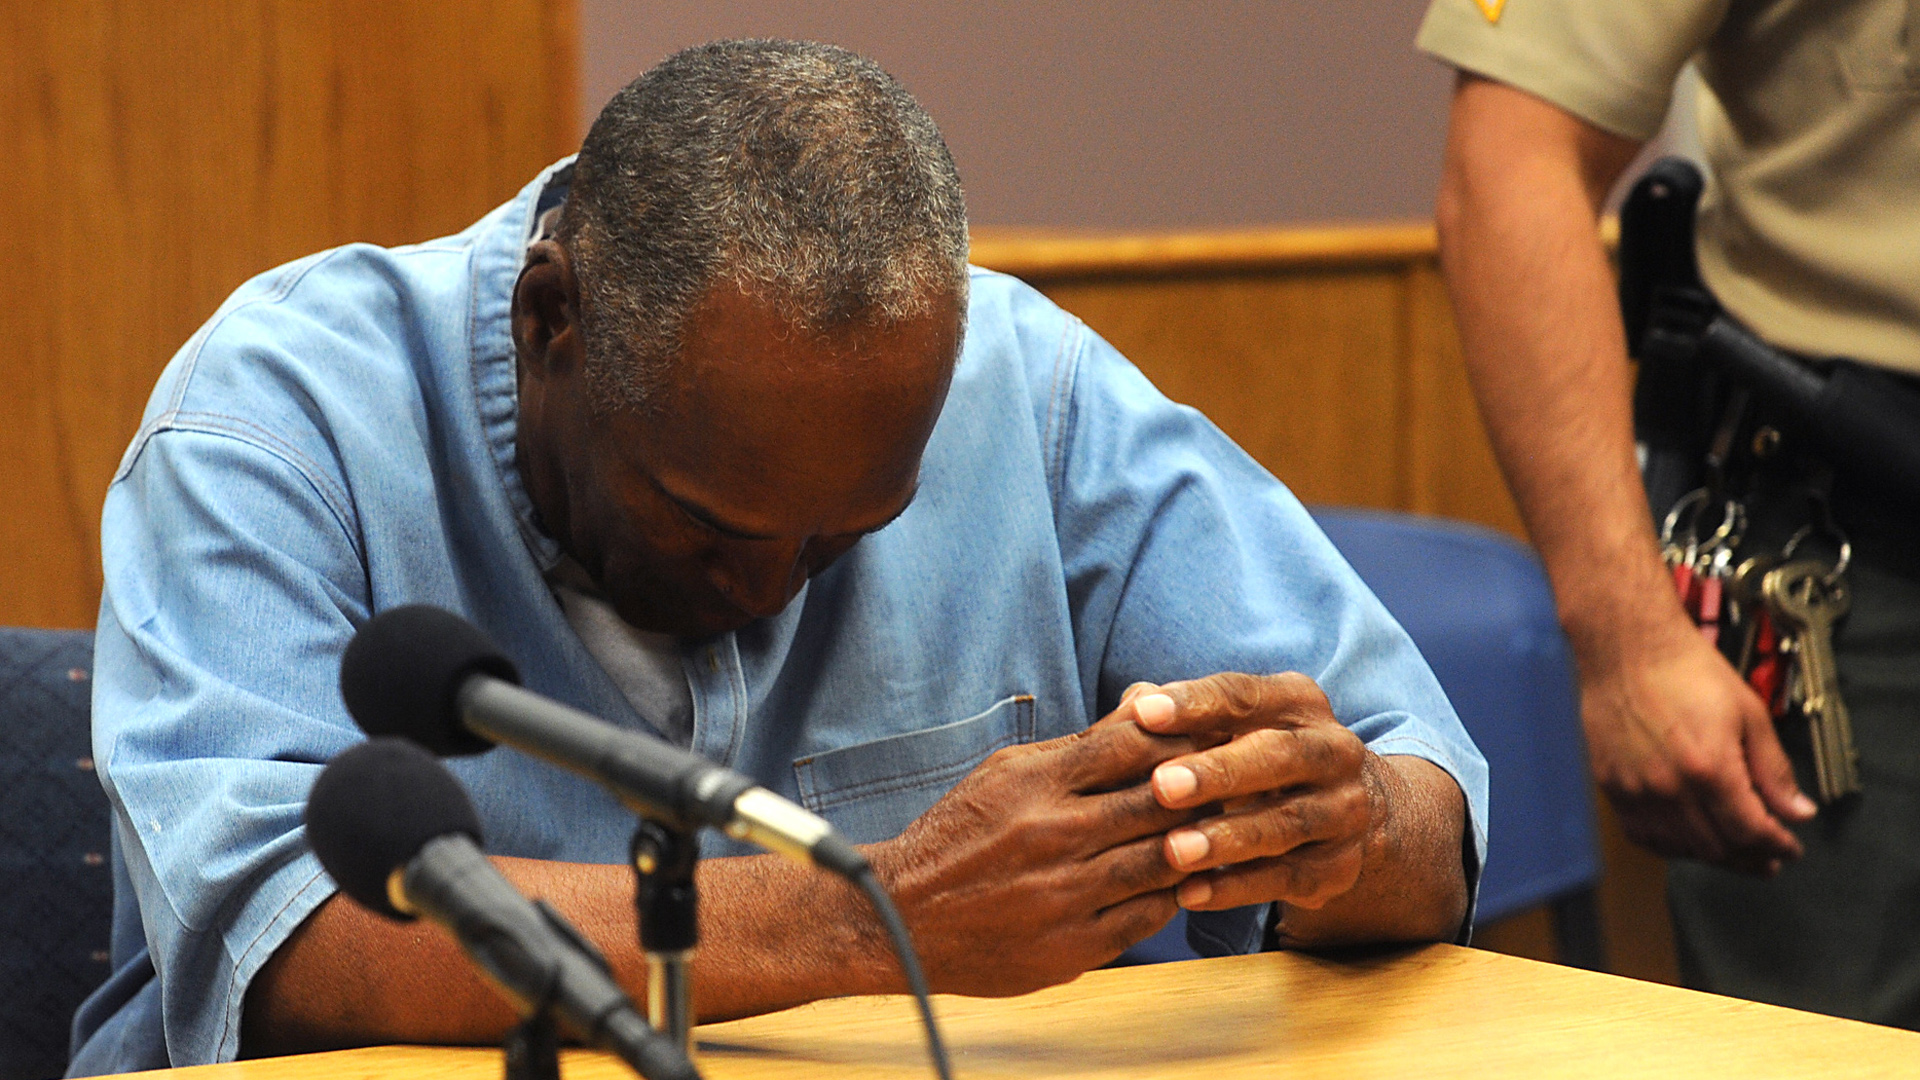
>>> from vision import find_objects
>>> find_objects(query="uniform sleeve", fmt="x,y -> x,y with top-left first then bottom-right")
95,422 -> 370,1065
1416,0 -> 1729,140
1047,316 -> 1491,952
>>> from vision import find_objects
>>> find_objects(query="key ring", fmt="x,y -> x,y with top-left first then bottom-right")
1782,525 -> 1851,587
1697,499 -> 1744,562
1661,488 -> 1711,550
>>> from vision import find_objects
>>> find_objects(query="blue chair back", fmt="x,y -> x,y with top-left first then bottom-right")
0,629 -> 111,1080
1309,508 -> 1600,925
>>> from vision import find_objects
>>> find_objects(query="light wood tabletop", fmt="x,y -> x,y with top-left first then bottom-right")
113,944 -> 1920,1080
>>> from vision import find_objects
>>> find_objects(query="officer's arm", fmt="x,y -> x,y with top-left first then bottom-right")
1435,73 -> 1809,870
1437,72 -> 1648,656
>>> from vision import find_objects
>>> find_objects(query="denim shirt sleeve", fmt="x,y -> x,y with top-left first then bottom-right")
94,422 -> 370,1066
1041,303 -> 1491,950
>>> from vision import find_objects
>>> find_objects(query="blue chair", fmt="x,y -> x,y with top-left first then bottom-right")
1118,508 -> 1604,968
0,629 -> 112,1080
1311,507 -> 1603,966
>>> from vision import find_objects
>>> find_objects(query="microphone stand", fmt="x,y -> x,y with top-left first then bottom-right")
503,988 -> 561,1080
631,821 -> 698,1055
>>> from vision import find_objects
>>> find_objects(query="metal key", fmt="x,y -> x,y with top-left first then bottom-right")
1729,554 -> 1777,662
1763,560 -> 1861,804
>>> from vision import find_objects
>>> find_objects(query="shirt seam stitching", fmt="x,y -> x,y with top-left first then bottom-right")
800,733 -> 1026,809
130,420 -> 363,553
122,252 -> 345,484
217,865 -> 329,1058
469,168 -> 557,570
797,699 -> 1035,809
1044,317 -> 1085,509
723,635 -> 748,768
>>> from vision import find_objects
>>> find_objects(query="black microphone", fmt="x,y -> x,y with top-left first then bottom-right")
304,739 -> 698,1080
338,605 -> 868,879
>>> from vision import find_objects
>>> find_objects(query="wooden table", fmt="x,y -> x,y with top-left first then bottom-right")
120,945 -> 1920,1079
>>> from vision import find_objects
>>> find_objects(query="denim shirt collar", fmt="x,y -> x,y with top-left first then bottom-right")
470,156 -> 577,574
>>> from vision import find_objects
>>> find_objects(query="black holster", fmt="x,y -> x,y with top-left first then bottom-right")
1619,157 -> 1920,511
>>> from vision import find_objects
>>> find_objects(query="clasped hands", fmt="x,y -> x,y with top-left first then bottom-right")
873,671 -> 1378,996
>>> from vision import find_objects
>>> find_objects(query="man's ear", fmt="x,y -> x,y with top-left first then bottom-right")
512,240 -> 582,378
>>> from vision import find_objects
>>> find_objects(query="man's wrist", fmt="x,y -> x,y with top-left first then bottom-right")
1269,754 -> 1468,948
846,838 -> 924,996
1373,753 -> 1469,942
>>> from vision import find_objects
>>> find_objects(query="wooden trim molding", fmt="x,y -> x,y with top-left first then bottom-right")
969,221 -> 1439,281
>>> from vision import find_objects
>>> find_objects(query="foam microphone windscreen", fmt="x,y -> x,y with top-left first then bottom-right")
339,604 -> 520,755
305,737 -> 486,920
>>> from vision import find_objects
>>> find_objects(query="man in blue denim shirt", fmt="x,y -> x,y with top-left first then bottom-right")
71,41 -> 1487,1073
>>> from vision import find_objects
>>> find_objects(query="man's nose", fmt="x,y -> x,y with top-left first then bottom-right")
708,541 -> 809,619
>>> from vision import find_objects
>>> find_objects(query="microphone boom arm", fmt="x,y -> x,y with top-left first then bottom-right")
456,677 -> 864,875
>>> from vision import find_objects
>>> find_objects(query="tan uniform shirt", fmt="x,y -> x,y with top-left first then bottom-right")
1418,0 -> 1920,375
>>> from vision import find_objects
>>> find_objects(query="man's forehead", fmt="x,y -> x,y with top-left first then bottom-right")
657,282 -> 961,402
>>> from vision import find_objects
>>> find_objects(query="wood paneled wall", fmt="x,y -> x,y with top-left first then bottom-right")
973,226 -> 1523,533
971,226 -> 1678,987
0,1 -> 579,630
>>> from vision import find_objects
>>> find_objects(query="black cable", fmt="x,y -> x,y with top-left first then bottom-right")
851,868 -> 954,1080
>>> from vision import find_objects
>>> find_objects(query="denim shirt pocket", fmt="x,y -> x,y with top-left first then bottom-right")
792,694 -> 1036,843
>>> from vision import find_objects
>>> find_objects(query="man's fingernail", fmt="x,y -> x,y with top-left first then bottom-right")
1790,794 -> 1817,818
1168,828 -> 1209,868
1177,877 -> 1213,909
1121,682 -> 1157,704
1134,693 -> 1176,729
1155,764 -> 1198,802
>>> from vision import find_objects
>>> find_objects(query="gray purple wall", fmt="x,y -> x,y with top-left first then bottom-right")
579,1 -> 1454,229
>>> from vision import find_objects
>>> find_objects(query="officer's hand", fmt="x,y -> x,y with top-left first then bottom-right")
1122,673 -> 1375,913
868,713 -> 1200,997
1579,612 -> 1814,875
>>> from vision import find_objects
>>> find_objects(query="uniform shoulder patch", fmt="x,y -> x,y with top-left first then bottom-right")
1473,0 -> 1507,22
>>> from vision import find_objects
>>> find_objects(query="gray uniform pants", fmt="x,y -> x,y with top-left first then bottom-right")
1669,472 -> 1920,1028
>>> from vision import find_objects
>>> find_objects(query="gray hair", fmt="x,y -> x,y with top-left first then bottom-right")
558,39 -> 971,413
